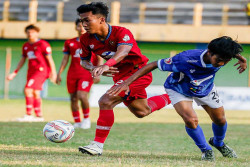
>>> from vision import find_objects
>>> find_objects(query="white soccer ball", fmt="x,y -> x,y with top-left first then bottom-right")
43,120 -> 75,143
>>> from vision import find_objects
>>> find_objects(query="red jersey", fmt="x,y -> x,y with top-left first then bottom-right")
22,39 -> 51,77
80,25 -> 149,82
63,37 -> 98,77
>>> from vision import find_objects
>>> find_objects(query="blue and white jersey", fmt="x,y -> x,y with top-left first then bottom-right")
157,49 -> 222,97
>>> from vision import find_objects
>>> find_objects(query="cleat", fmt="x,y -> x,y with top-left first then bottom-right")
73,122 -> 82,128
81,118 -> 91,129
201,149 -> 215,161
79,141 -> 102,156
33,117 -> 44,122
16,115 -> 35,122
209,137 -> 237,158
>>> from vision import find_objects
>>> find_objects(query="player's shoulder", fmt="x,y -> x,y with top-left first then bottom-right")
111,25 -> 131,32
65,37 -> 78,43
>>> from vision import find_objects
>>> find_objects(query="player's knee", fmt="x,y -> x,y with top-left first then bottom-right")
185,117 -> 199,129
98,98 -> 113,108
134,111 -> 149,118
70,96 -> 78,103
213,116 -> 226,126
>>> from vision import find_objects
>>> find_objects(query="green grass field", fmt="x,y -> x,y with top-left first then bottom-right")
0,99 -> 250,166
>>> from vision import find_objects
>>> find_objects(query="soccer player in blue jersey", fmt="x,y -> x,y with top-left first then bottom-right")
107,36 -> 247,161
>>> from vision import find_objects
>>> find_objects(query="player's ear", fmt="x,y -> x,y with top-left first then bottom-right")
100,17 -> 106,24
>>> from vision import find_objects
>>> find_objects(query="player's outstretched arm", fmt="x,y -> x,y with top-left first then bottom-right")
107,61 -> 158,96
80,59 -> 94,71
56,54 -> 70,85
234,54 -> 247,73
7,56 -> 26,81
92,45 -> 132,77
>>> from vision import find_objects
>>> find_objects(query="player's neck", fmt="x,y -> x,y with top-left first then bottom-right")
28,38 -> 39,44
95,23 -> 109,41
203,51 -> 211,64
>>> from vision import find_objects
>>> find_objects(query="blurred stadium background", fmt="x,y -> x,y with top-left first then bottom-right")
0,0 -> 250,107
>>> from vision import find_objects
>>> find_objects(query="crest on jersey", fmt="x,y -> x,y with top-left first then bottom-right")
123,34 -> 130,42
24,47 -> 28,50
101,51 -> 116,59
164,58 -> 172,64
46,47 -> 52,53
70,43 -> 74,47
109,40 -> 115,46
89,44 -> 94,49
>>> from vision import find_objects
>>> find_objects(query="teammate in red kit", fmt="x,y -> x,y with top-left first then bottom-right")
77,2 -> 171,155
7,24 -> 57,122
56,19 -> 102,129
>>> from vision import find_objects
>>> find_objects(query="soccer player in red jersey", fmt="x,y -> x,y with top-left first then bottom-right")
77,2 -> 171,155
7,24 -> 57,122
56,19 -> 102,129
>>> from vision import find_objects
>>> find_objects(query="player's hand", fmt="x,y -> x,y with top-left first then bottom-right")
56,75 -> 62,85
107,82 -> 130,96
92,65 -> 110,77
6,72 -> 17,81
102,67 -> 119,77
234,59 -> 247,74
50,72 -> 57,84
93,76 -> 100,84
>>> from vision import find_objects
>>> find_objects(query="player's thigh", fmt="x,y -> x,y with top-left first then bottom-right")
33,90 -> 41,98
24,88 -> 33,97
127,99 -> 151,114
202,105 -> 226,124
77,90 -> 89,101
70,92 -> 78,102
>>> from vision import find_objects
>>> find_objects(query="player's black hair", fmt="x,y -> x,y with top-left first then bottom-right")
25,24 -> 40,32
75,18 -> 81,25
77,2 -> 109,20
208,36 -> 243,60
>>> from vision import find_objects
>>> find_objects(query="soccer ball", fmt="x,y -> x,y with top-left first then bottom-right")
43,120 -> 75,143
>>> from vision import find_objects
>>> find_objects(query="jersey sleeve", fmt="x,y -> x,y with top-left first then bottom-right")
157,52 -> 187,72
116,28 -> 134,47
79,34 -> 92,61
63,40 -> 70,54
42,41 -> 52,56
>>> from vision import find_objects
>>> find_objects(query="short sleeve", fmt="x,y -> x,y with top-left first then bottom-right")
79,34 -> 91,61
157,53 -> 187,72
42,41 -> 52,56
117,28 -> 134,47
63,40 -> 70,54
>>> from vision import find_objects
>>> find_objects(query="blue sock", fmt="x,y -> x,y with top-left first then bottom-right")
212,122 -> 227,147
185,125 -> 212,152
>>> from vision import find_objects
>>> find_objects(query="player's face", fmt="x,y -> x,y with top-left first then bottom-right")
26,29 -> 39,41
75,22 -> 86,35
210,54 -> 231,67
79,11 -> 104,34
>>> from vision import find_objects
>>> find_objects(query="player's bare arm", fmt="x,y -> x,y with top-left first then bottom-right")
107,61 -> 158,96
92,45 -> 132,77
7,56 -> 26,81
56,54 -> 70,85
46,55 -> 57,83
93,56 -> 103,83
234,54 -> 247,73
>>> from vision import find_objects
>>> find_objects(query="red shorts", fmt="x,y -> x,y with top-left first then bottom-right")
25,74 -> 48,90
67,76 -> 93,94
113,72 -> 152,106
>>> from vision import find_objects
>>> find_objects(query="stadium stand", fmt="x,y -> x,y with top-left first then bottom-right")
0,0 -> 248,25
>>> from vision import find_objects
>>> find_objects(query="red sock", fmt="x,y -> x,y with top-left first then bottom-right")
94,109 -> 114,143
72,111 -> 81,123
82,108 -> 90,119
34,98 -> 42,117
25,96 -> 34,115
147,94 -> 171,113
